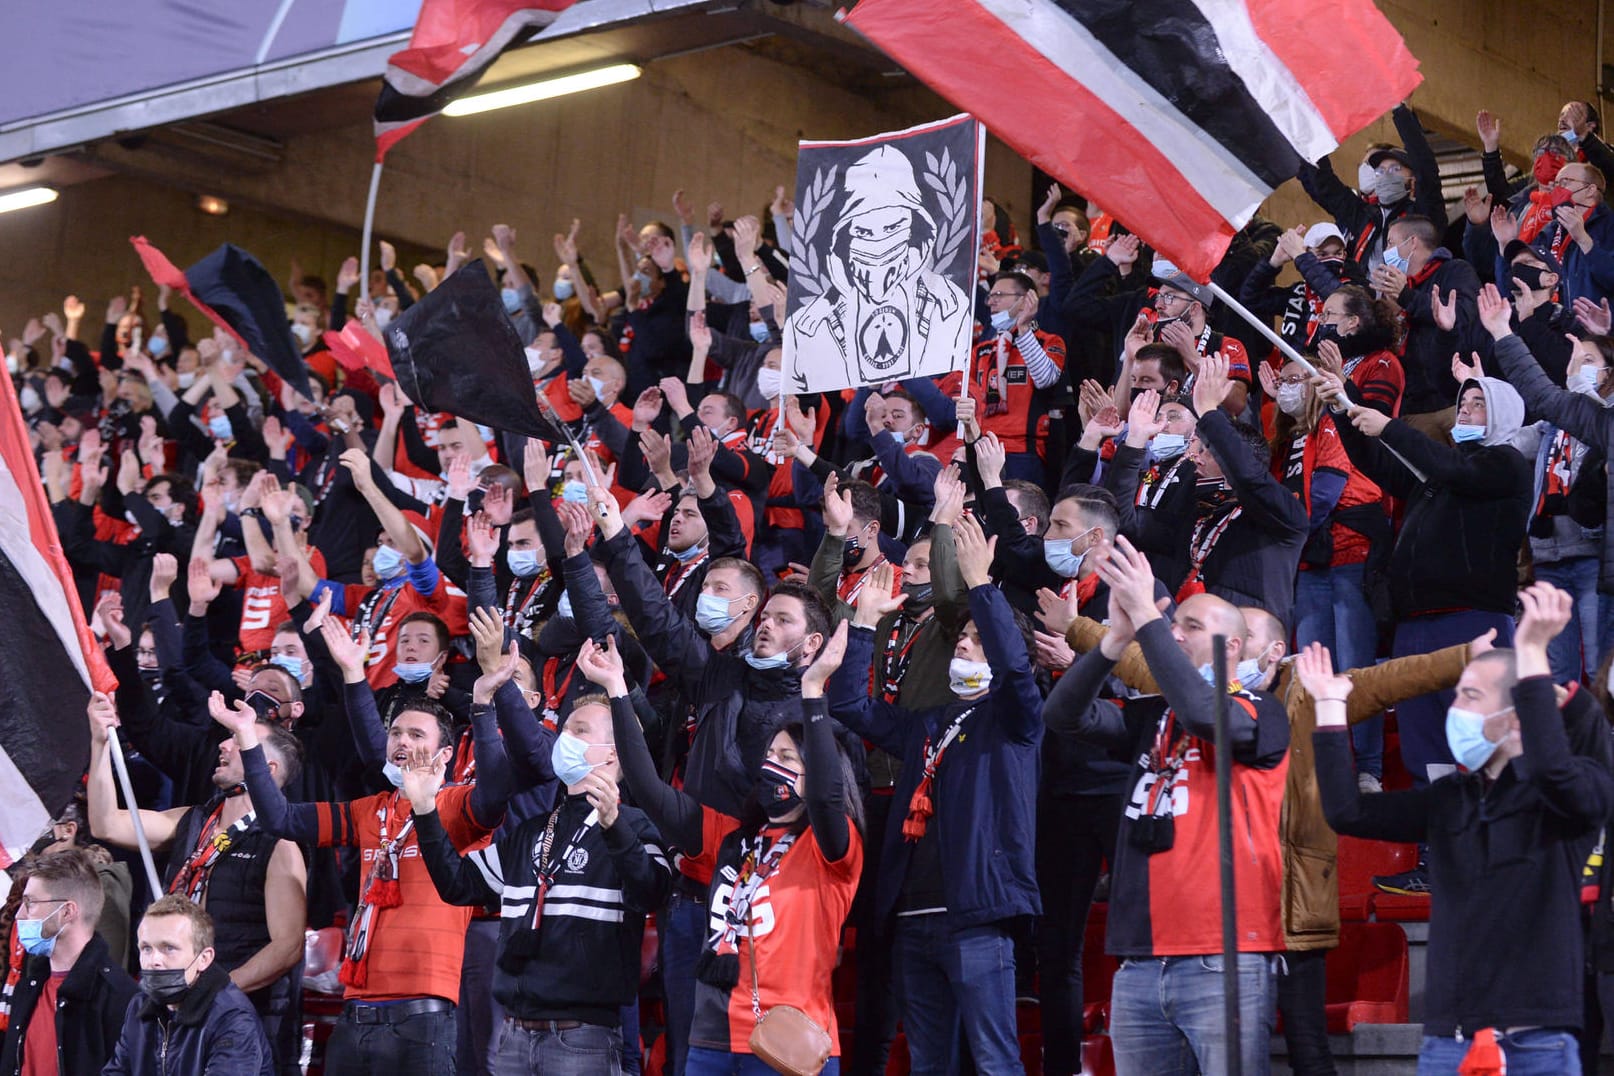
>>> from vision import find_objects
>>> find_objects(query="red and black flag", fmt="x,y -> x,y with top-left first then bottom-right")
0,360 -> 115,862
840,0 -> 1422,281
383,259 -> 560,441
130,237 -> 315,401
374,0 -> 578,160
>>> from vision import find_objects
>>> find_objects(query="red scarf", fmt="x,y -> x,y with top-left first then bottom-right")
903,706 -> 976,841
338,793 -> 413,989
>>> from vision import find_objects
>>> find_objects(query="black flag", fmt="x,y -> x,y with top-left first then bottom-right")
383,259 -> 558,440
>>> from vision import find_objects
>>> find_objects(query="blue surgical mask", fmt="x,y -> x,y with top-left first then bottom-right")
16,906 -> 62,957
270,655 -> 305,682
555,591 -> 575,620
1569,367 -> 1602,396
501,287 -> 523,314
670,541 -> 706,563
631,271 -> 653,294
562,480 -> 590,504
208,414 -> 233,440
1451,423 -> 1486,444
748,321 -> 772,344
1043,528 -> 1095,578
1151,433 -> 1187,460
744,643 -> 795,671
553,278 -> 575,301
1564,128 -> 1581,147
990,310 -> 1014,334
507,548 -> 541,578
696,592 -> 740,633
586,375 -> 609,400
551,730 -> 599,787
888,429 -> 908,447
176,371 -> 196,390
371,544 -> 405,580
382,761 -> 405,789
147,336 -> 169,359
1235,657 -> 1266,689
1445,705 -> 1509,772
1197,662 -> 1219,686
1382,241 -> 1411,273
393,661 -> 434,684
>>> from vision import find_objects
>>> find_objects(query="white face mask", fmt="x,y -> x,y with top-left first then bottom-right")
755,366 -> 783,400
948,657 -> 992,696
1569,366 -> 1603,396
374,307 -> 395,330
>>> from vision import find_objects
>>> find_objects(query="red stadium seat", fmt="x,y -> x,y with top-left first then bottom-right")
299,926 -> 347,1076
1334,836 -> 1419,921
1324,921 -> 1409,1032
1080,1034 -> 1116,1076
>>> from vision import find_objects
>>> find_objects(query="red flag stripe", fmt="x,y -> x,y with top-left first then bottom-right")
841,0 -> 1237,280
1245,0 -> 1423,140
0,364 -> 114,695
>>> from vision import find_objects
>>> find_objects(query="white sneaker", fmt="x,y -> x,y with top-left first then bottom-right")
1358,773 -> 1383,794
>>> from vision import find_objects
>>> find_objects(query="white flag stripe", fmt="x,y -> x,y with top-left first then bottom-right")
546,884 -> 624,903
0,742 -> 51,864
544,902 -> 625,924
973,0 -> 1271,227
0,457 -> 90,689
1186,0 -> 1338,163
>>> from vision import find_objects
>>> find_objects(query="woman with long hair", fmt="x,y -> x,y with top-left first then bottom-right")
580,628 -> 862,1076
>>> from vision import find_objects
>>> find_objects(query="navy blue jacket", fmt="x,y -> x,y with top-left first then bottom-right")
1496,202 -> 1614,310
828,584 -> 1043,930
101,963 -> 272,1076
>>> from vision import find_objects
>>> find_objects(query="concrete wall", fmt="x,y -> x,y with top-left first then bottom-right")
0,0 -> 1607,337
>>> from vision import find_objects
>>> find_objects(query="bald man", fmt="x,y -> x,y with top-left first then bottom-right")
1044,542 -> 1290,1075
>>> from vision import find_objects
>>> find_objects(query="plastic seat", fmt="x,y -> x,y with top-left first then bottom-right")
299,927 -> 347,1076
1334,836 -> 1419,921
1324,921 -> 1410,1032
1079,1033 -> 1116,1076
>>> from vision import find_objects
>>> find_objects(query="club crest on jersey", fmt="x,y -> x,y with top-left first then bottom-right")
566,847 -> 589,873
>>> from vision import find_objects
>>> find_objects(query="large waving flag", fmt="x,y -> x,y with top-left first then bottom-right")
841,0 -> 1422,281
0,363 -> 114,862
374,0 -> 578,160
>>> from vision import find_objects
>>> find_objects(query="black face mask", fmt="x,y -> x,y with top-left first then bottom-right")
902,581 -> 934,608
139,965 -> 194,1006
1309,322 -> 1342,349
1510,263 -> 1549,293
842,535 -> 865,570
756,760 -> 803,820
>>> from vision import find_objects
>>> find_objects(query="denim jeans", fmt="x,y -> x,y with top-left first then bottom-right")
894,915 -> 1024,1075
685,1046 -> 841,1076
457,918 -> 504,1076
1109,954 -> 1277,1076
493,1022 -> 623,1076
662,887 -> 709,1076
1417,1028 -> 1581,1075
1295,563 -> 1382,777
325,1006 -> 457,1075
1533,557 -> 1601,684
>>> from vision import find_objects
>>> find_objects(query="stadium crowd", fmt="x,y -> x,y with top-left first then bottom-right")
8,95 -> 1614,1076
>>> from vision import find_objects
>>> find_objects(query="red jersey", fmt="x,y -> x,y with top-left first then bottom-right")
315,784 -> 493,1001
966,328 -> 1067,455
690,810 -> 862,1055
1279,417 -> 1383,568
340,571 -> 469,690
231,547 -> 327,653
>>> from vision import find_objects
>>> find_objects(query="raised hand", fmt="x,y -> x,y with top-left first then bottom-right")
687,231 -> 714,276
187,557 -> 222,610
951,512 -> 998,590
1272,226 -> 1306,266
621,488 -> 673,532
631,388 -> 664,431
336,257 -> 361,294
1106,233 -> 1140,268
557,500 -> 595,555
1489,203 -> 1519,247
821,472 -> 855,536
1036,586 -> 1081,636
1575,295 -> 1614,336
208,691 -> 258,741
471,640 -> 519,705
96,591 -> 132,649
1191,351 -> 1234,416
303,587 -> 334,634
640,428 -> 673,481
87,691 -> 120,748
400,744 -> 446,813
1036,182 -> 1063,225
853,562 -> 907,628
1450,350 -> 1485,386
339,447 -> 377,493
1431,288 -> 1458,332
320,618 -> 371,681
930,465 -> 966,527
445,231 -> 469,276
577,635 -> 628,695
686,425 -> 717,482
1294,641 -> 1353,707
579,768 -> 621,828
149,552 -> 179,601
467,605 -> 507,677
1475,108 -> 1502,153
975,430 -> 1008,487
657,376 -> 691,416
1462,185 -> 1491,227
1092,534 -> 1161,623
522,438 -> 551,492
378,240 -> 397,272
1514,582 -> 1573,653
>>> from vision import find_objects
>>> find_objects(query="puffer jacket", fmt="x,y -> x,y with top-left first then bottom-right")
101,963 -> 271,1076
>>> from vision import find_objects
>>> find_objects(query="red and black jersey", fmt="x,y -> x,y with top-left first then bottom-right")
1105,688 -> 1289,957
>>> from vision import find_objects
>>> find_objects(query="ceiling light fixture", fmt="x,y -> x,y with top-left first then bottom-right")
443,63 -> 642,117
0,186 -> 58,214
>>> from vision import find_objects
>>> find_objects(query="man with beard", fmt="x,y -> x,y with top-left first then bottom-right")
85,693 -> 306,1073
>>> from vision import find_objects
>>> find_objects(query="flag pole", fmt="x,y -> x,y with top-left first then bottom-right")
359,161 -> 384,304
107,728 -> 163,895
1211,633 -> 1242,1076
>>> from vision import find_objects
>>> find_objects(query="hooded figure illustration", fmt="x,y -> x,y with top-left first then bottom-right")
785,145 -> 970,389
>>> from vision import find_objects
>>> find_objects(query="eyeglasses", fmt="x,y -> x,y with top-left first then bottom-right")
987,291 -> 1026,301
1155,293 -> 1190,308
1557,178 -> 1595,194
18,896 -> 67,912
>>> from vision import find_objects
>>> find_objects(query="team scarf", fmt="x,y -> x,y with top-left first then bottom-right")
876,609 -> 931,703
1177,487 -> 1242,601
339,793 -> 414,989
903,706 -> 977,841
168,800 -> 257,904
499,807 -> 598,969
708,832 -> 796,955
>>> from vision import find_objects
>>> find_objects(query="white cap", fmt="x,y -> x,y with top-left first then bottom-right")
1303,222 -> 1346,249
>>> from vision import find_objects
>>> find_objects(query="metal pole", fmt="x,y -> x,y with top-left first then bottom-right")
1211,632 -> 1242,1076
106,729 -> 163,895
358,161 -> 384,306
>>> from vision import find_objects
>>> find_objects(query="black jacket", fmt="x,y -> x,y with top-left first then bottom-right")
1103,443 -> 1199,591
0,933 -> 136,1076
1191,410 -> 1309,627
1333,409 -> 1531,618
101,963 -> 272,1076
1316,676 -> 1614,1036
1390,251 -> 1487,415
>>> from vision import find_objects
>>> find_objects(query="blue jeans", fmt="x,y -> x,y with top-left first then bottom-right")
1533,557 -> 1601,684
1295,563 -> 1381,777
1390,611 -> 1515,786
662,888 -> 708,1076
1109,954 -> 1277,1076
495,1022 -> 623,1076
685,1046 -> 841,1076
1417,1028 -> 1580,1075
894,915 -> 1023,1075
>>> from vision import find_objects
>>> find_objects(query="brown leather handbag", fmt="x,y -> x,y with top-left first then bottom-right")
745,929 -> 832,1076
